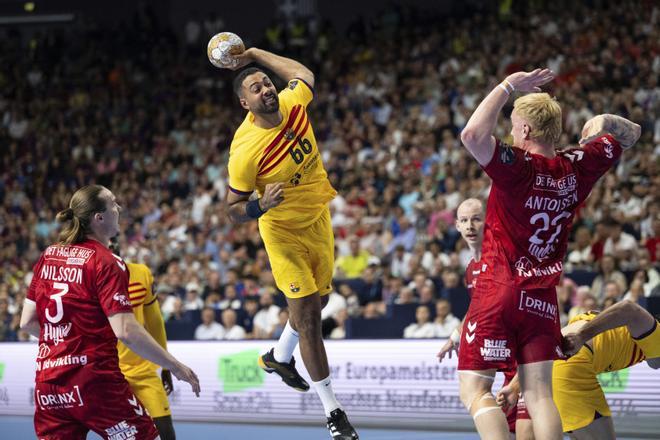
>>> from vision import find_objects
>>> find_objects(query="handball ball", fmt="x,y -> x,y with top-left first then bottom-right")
207,32 -> 245,69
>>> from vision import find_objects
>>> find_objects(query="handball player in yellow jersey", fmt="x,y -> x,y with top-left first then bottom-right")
110,239 -> 176,440
498,299 -> 660,440
223,47 -> 358,439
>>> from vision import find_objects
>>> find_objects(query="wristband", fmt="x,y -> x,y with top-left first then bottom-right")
246,199 -> 266,218
498,83 -> 510,95
450,328 -> 461,344
503,79 -> 515,93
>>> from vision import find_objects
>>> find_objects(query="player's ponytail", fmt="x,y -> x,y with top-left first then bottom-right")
56,185 -> 108,245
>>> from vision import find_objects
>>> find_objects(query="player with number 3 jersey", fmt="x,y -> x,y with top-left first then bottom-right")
20,185 -> 200,440
456,68 -> 641,440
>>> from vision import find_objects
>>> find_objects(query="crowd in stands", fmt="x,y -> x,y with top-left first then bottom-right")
1,1 -> 659,342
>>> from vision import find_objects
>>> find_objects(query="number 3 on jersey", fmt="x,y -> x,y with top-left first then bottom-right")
46,282 -> 69,324
290,137 -> 312,164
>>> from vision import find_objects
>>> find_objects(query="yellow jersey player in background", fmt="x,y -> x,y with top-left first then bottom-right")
499,299 -> 660,440
222,45 -> 358,440
110,239 -> 176,440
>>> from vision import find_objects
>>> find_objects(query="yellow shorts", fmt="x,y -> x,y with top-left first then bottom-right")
634,320 -> 660,358
259,206 -> 334,298
125,371 -> 171,418
552,347 -> 611,432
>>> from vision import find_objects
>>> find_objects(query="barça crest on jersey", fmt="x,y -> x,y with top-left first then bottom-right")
289,283 -> 301,293
285,128 -> 296,141
288,80 -> 299,90
500,144 -> 515,165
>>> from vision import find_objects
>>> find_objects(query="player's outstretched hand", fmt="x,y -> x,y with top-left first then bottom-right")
562,332 -> 585,357
579,114 -> 641,149
437,339 -> 458,362
496,384 -> 519,411
505,68 -> 555,93
260,182 -> 285,211
171,362 -> 201,397
161,369 -> 174,395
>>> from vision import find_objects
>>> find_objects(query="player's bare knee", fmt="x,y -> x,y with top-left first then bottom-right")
297,312 -> 321,336
467,392 -> 498,418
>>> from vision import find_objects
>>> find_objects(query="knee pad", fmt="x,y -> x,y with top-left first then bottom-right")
468,392 -> 499,419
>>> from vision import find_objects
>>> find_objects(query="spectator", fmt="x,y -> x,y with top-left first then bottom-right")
568,290 -> 598,321
194,307 -> 224,340
591,255 -> 628,301
329,309 -> 349,340
433,299 -> 461,338
271,309 -> 290,339
566,226 -> 595,270
253,292 -> 281,338
403,305 -> 435,338
0,297 -> 17,341
603,220 -> 637,269
220,309 -> 246,340
334,236 -> 371,279
183,281 -> 204,311
390,245 -> 413,279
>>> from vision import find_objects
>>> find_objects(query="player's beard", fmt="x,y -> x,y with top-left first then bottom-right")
260,93 -> 279,114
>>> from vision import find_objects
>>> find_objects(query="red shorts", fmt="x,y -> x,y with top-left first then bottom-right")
517,394 -> 531,420
458,278 -> 563,371
501,368 -> 518,433
34,376 -> 159,440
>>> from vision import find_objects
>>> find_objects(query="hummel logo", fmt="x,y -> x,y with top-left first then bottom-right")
112,254 -> 126,271
128,395 -> 144,416
466,321 -> 477,344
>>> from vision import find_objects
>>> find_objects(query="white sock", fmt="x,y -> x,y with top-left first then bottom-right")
312,376 -> 341,417
273,321 -> 299,363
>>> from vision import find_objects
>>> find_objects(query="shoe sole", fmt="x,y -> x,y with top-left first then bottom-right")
258,355 -> 309,392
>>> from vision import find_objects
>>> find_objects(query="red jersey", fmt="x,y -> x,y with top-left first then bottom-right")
480,135 -> 621,288
27,239 -> 132,383
465,257 -> 484,297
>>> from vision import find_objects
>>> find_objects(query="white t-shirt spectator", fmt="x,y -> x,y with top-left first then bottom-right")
403,322 -> 436,339
434,314 -> 461,338
253,305 -> 281,334
603,232 -> 637,255
195,322 -> 225,340
321,292 -> 347,320
222,325 -> 246,340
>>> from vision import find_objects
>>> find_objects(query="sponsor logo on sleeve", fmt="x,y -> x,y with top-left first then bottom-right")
113,293 -> 131,307
288,80 -> 299,90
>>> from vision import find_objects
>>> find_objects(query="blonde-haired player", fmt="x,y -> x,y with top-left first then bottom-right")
110,239 -> 175,440
458,67 -> 641,440
222,45 -> 358,439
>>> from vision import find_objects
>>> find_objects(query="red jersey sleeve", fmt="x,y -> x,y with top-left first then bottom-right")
95,254 -> 132,316
27,256 -> 44,302
482,139 -> 533,188
562,134 -> 622,186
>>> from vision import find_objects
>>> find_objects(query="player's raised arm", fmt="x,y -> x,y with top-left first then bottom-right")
232,48 -> 314,88
563,300 -> 657,356
579,114 -> 641,148
460,68 -> 555,166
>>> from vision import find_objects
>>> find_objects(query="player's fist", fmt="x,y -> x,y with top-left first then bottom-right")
260,183 -> 284,211
496,384 -> 519,411
171,362 -> 201,397
505,68 -> 555,93
562,332 -> 585,357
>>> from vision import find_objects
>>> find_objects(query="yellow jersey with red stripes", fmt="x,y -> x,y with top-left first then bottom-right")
228,78 -> 337,229
570,312 -> 646,373
117,262 -> 158,374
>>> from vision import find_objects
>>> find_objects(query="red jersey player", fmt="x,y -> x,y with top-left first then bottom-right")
20,185 -> 200,440
457,68 -> 641,440
437,198 -> 531,439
